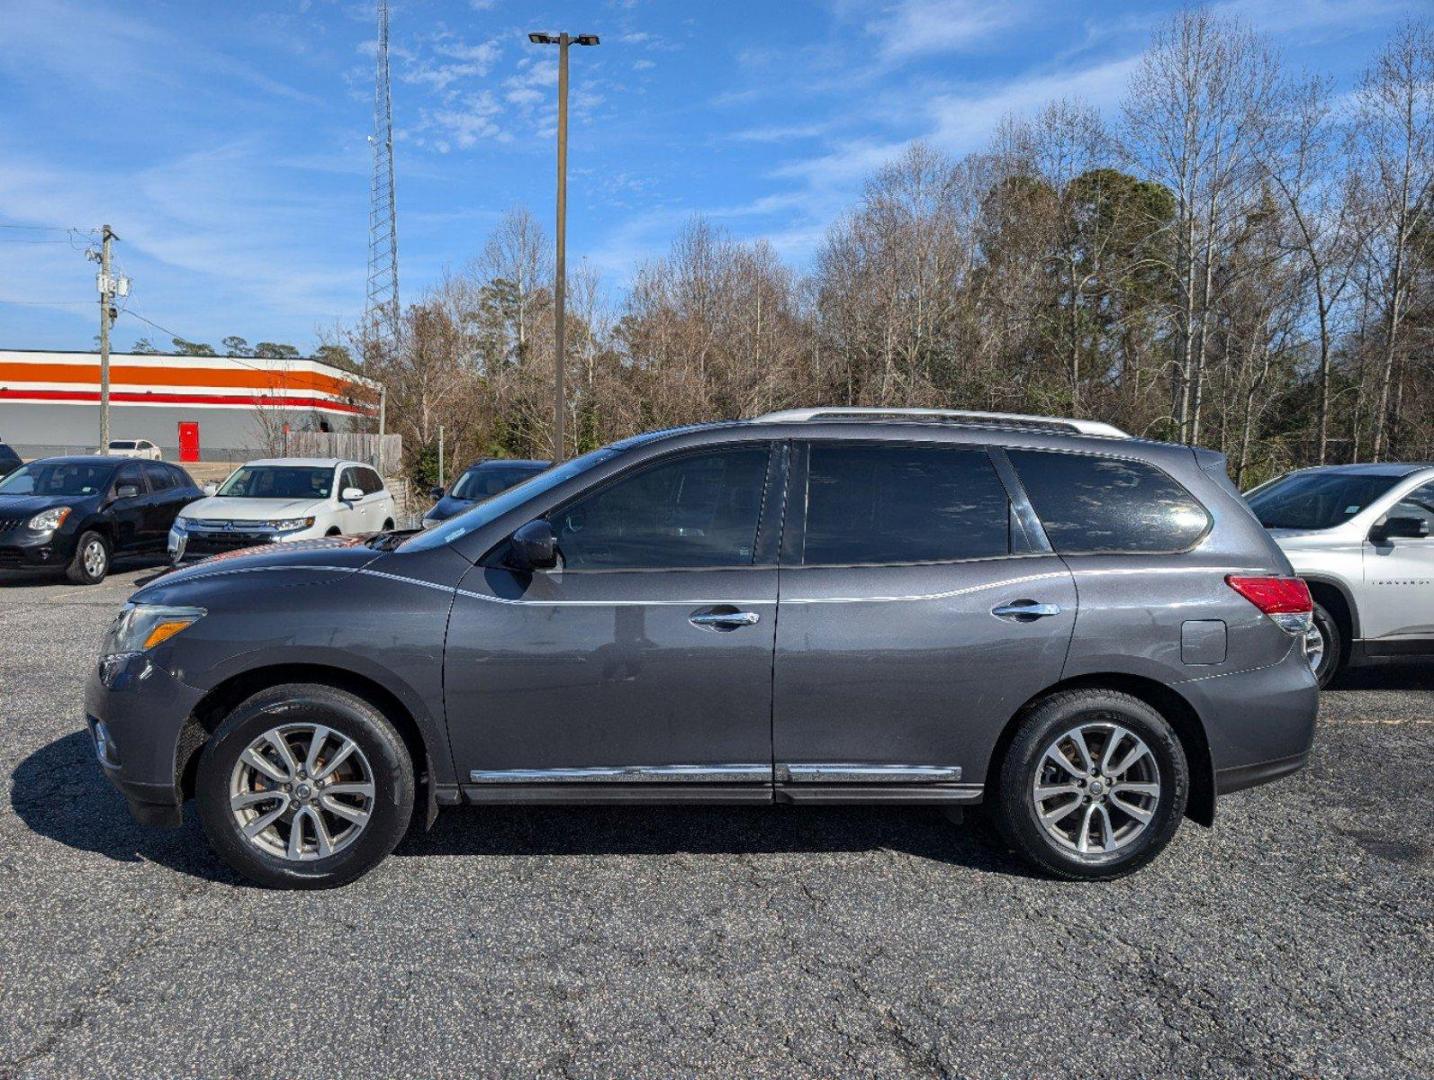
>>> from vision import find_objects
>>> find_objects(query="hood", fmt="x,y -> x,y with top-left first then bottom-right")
178,495 -> 328,521
134,535 -> 383,600
0,492 -> 97,516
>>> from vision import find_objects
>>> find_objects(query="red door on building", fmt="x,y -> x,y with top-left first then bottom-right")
178,422 -> 200,462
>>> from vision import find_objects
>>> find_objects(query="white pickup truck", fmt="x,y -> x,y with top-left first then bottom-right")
1246,463 -> 1434,686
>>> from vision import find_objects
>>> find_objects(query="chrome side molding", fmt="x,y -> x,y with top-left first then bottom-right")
468,764 -> 771,783
777,764 -> 963,783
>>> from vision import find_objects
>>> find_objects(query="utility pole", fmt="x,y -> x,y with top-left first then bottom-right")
96,225 -> 117,450
528,30 -> 599,462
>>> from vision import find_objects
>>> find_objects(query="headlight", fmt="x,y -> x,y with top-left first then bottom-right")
29,506 -> 71,531
172,518 -> 189,532
101,603 -> 206,657
257,517 -> 316,532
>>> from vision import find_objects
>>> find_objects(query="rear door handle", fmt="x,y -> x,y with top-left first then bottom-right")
689,610 -> 761,631
991,600 -> 1063,621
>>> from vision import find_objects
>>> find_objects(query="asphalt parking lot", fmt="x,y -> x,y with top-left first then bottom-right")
1,561 -> 1431,1079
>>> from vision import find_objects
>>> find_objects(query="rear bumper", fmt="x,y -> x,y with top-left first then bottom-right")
86,653 -> 206,827
1215,750 -> 1309,795
1177,643 -> 1319,794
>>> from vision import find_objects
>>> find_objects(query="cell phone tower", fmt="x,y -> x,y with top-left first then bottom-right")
364,0 -> 400,363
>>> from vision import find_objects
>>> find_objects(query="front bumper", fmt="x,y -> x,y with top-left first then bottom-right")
0,527 -> 76,570
169,522 -> 322,561
86,652 -> 207,827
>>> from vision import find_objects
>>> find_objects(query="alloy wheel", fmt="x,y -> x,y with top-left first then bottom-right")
228,724 -> 375,861
1032,720 -> 1161,857
82,537 -> 107,579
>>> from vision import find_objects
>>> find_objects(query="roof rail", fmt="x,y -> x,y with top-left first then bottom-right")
750,407 -> 1130,439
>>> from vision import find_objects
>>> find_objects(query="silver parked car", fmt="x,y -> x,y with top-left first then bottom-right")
1247,463 -> 1434,686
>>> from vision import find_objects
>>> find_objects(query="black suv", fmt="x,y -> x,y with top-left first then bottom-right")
0,456 -> 202,583
89,409 -> 1318,888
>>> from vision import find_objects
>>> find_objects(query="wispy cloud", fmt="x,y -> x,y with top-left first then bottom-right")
857,0 -> 1027,62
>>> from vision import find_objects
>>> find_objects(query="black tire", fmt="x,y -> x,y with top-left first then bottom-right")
1311,601 -> 1343,689
991,689 -> 1189,881
196,683 -> 414,889
65,530 -> 110,585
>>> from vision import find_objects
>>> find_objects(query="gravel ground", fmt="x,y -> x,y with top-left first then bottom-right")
1,560 -> 1431,1079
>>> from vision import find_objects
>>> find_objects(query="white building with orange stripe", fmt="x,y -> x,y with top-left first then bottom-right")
0,349 -> 381,461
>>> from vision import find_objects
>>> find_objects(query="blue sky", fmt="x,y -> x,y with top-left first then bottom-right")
0,0 -> 1420,355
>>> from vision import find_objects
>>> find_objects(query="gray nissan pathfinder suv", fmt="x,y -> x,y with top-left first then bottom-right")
88,409 -> 1319,888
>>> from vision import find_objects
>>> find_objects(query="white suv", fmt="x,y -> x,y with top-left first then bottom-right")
102,438 -> 162,460
169,457 -> 396,562
1247,463 -> 1434,686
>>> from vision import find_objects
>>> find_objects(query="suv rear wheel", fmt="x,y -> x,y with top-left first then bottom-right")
992,689 -> 1189,880
196,683 -> 414,889
1308,602 -> 1342,688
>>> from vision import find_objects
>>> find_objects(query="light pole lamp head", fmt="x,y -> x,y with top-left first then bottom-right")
574,34 -> 599,46
528,31 -> 560,44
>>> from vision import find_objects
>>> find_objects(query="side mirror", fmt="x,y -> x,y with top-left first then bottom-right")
341,486 -> 364,502
507,519 -> 558,571
1370,515 -> 1430,544
114,483 -> 140,500
430,486 -> 445,500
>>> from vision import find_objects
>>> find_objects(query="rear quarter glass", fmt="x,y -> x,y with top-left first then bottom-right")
1007,449 -> 1210,555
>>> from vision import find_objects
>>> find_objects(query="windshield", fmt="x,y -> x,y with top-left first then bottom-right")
449,463 -> 545,501
1247,472 -> 1402,530
401,446 -> 621,552
217,466 -> 334,500
0,461 -> 114,497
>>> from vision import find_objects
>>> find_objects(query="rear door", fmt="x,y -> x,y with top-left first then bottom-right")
446,441 -> 782,790
772,440 -> 1076,794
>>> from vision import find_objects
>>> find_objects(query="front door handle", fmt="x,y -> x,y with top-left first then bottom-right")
991,600 -> 1063,622
689,610 -> 761,631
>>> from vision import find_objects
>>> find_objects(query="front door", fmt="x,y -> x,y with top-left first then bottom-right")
445,442 -> 782,792
773,440 -> 1076,793
108,462 -> 149,552
1363,480 -> 1434,642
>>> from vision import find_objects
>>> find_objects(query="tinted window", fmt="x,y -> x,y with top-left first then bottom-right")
170,465 -> 197,489
143,462 -> 174,490
218,466 -> 333,499
0,461 -> 113,497
1247,471 -> 1403,530
802,444 -> 1010,565
358,468 -> 384,495
553,447 -> 770,570
1388,482 -> 1434,532
1009,450 -> 1209,554
452,463 -> 544,501
114,463 -> 146,495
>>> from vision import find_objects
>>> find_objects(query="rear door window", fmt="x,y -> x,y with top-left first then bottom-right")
143,462 -> 174,490
1008,450 -> 1209,554
801,443 -> 1011,565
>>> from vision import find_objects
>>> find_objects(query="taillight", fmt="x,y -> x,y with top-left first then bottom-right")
1226,575 -> 1313,635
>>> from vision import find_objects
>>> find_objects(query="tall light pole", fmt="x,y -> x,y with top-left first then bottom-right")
528,30 -> 598,462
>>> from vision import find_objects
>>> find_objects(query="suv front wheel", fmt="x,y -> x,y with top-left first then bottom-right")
992,690 -> 1189,880
196,683 -> 414,889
